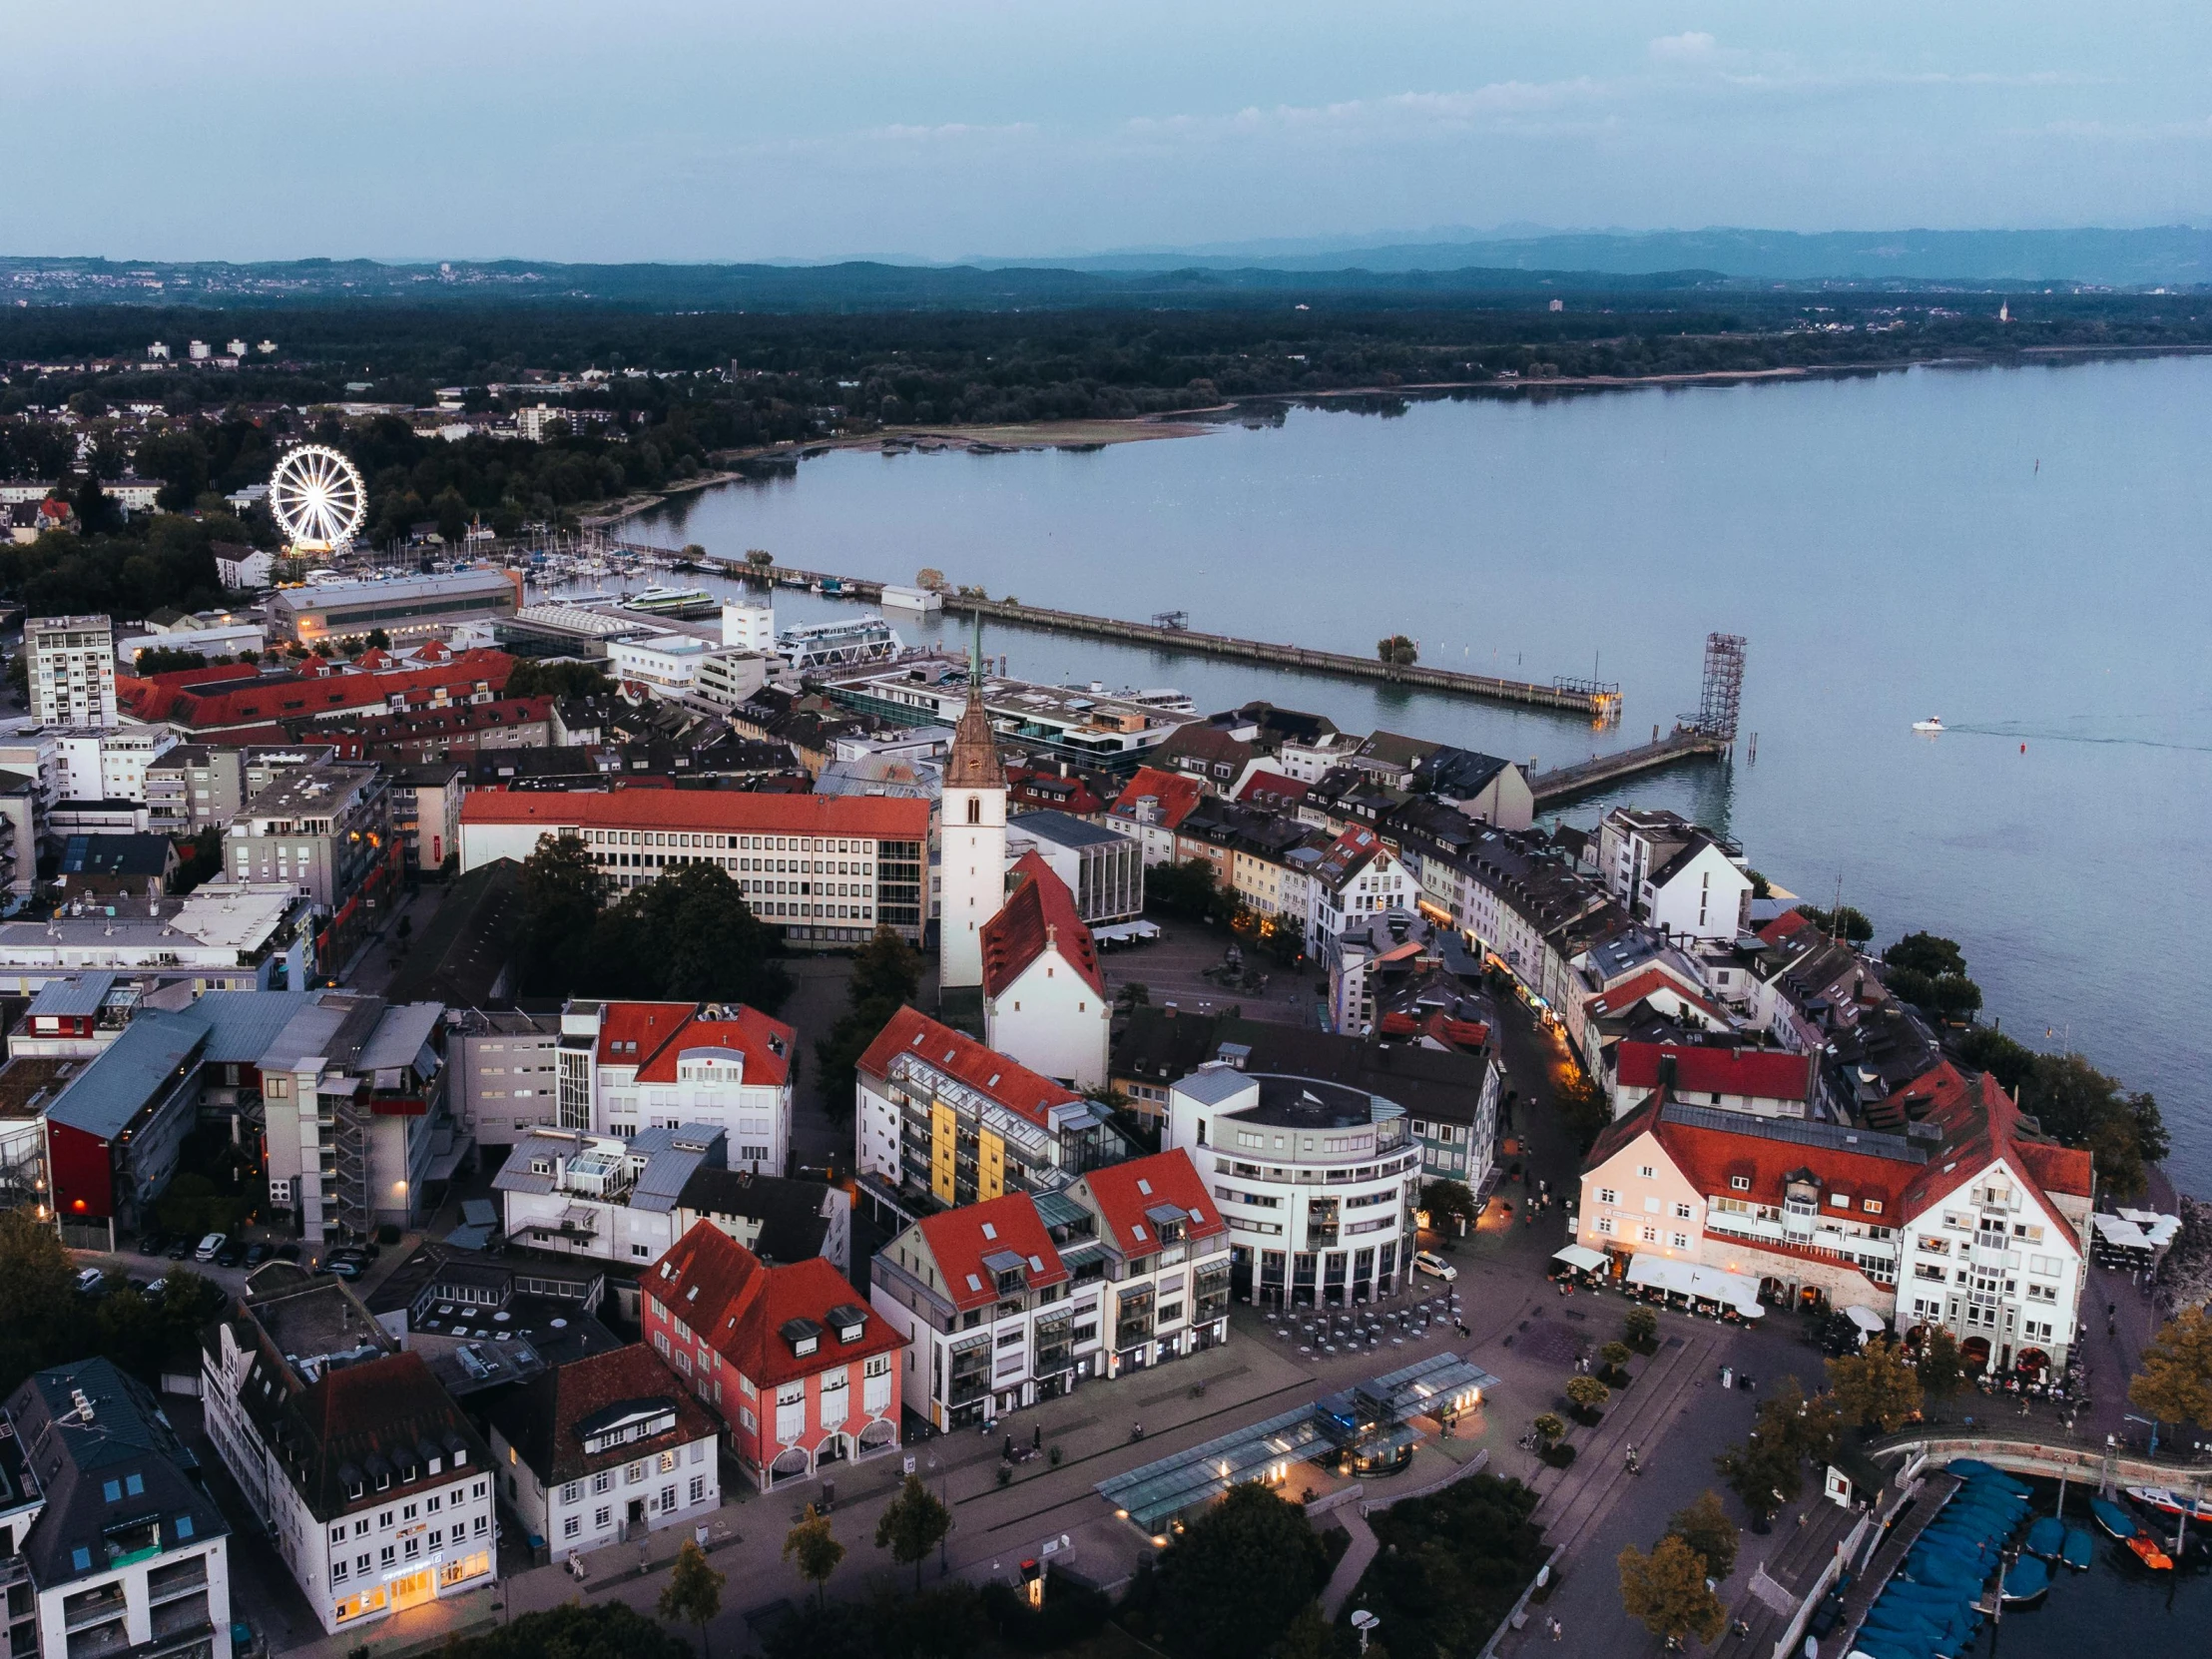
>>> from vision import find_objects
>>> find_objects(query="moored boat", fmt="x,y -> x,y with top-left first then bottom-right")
2126,1532 -> 2174,1570
2124,1484 -> 2212,1521
2060,1527 -> 2094,1570
2091,1496 -> 2138,1539
2025,1516 -> 2066,1557
2000,1554 -> 2051,1603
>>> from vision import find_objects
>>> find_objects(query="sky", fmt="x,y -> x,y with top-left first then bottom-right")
10,1 -> 2212,264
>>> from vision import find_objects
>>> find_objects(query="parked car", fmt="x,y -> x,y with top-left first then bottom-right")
1412,1250 -> 1459,1283
194,1233 -> 226,1262
274,1243 -> 301,1263
167,1238 -> 192,1261
136,1232 -> 167,1257
326,1259 -> 362,1281
73,1268 -> 106,1296
214,1244 -> 241,1269
144,1278 -> 169,1301
244,1243 -> 269,1268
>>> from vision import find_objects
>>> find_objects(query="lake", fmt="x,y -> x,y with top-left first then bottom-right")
627,358 -> 2212,1193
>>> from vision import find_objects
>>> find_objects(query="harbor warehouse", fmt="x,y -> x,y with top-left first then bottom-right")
459,791 -> 930,947
269,570 -> 521,644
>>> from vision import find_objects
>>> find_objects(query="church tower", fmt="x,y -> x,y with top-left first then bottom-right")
938,625 -> 1006,990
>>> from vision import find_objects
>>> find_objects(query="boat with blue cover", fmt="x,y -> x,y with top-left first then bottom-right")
2001,1554 -> 2052,1603
2091,1496 -> 2139,1539
2026,1516 -> 2066,1557
2060,1527 -> 2094,1570
1950,1460 -> 2032,1493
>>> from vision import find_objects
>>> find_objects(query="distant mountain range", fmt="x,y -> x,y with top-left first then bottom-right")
2,227 -> 2206,311
996,227 -> 2212,285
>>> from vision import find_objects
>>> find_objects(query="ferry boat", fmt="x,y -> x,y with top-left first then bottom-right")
1912,715 -> 1945,734
776,614 -> 905,672
620,585 -> 720,620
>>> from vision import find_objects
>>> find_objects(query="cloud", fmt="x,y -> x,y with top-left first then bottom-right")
1648,32 -> 1721,66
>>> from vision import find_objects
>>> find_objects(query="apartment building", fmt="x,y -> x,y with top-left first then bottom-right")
1060,1150 -> 1231,1379
224,761 -> 395,914
485,1345 -> 720,1563
144,746 -> 248,836
446,1009 -> 559,1146
495,1123 -> 849,1272
854,1008 -> 1130,1212
27,616 -> 117,728
551,1000 -> 794,1169
2,1359 -> 233,1659
643,1222 -> 903,1491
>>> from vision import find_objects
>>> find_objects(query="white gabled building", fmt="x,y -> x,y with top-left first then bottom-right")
1595,808 -> 1752,946
485,1345 -> 721,1564
981,852 -> 1111,1090
1308,827 -> 1416,950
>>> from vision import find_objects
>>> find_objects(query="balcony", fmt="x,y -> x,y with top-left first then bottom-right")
149,1595 -> 212,1645
62,1587 -> 126,1633
64,1619 -> 130,1659
146,1559 -> 208,1606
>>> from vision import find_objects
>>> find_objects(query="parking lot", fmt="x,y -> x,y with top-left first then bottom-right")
1098,915 -> 1318,1024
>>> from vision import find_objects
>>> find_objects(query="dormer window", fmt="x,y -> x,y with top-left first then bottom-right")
781,1317 -> 823,1358
1730,1176 -> 1751,1192
828,1303 -> 869,1344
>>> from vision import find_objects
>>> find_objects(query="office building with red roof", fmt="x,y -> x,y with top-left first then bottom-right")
981,852 -> 1110,1090
118,649 -> 516,739
554,999 -> 795,1172
643,1221 -> 902,1491
457,788 -> 929,949
853,1006 -> 1131,1216
1577,1060 -> 2092,1379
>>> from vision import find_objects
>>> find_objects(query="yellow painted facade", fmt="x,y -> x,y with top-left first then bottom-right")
930,1100 -> 958,1204
977,1128 -> 1005,1200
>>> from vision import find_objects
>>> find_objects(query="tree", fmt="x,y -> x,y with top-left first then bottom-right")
506,657 -> 615,700
746,548 -> 775,569
1798,903 -> 1873,944
1597,1341 -> 1632,1384
433,485 -> 471,544
518,834 -> 604,993
132,647 -> 209,675
1828,1338 -> 1923,1434
1147,857 -> 1218,921
1152,1483 -> 1329,1659
1715,1431 -> 1800,1527
364,628 -> 391,650
588,864 -> 792,1009
1623,1307 -> 1659,1352
1116,980 -> 1151,1010
816,924 -> 924,1106
783,1505 -> 844,1608
1760,1376 -> 1841,1467
442,1603 -> 694,1659
1666,1489 -> 1740,1583
1917,1328 -> 1966,1416
659,1538 -> 727,1659
1377,634 -> 1418,667
1418,1179 -> 1480,1237
914,567 -> 946,591
1552,1071 -> 1610,1152
1886,932 -> 1967,978
2129,1308 -> 2212,1431
1617,1535 -> 1727,1646
2016,1052 -> 2167,1200
1344,1474 -> 1547,1659
1564,1376 -> 1609,1419
874,1472 -> 952,1590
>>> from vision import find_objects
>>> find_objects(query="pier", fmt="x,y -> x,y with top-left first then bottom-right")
1528,727 -> 1729,806
598,543 -> 1625,718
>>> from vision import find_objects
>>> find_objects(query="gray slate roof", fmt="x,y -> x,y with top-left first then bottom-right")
45,1010 -> 209,1137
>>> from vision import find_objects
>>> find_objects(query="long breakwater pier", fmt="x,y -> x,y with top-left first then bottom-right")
606,542 -> 1624,718
1528,728 -> 1730,807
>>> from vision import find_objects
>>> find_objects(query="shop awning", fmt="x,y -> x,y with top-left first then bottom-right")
1625,1254 -> 1764,1318
1551,1245 -> 1609,1275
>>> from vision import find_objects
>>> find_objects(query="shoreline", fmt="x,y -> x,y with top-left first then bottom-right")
585,340 -> 2212,529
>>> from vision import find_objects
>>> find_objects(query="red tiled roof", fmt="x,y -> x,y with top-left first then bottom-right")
461,788 -> 928,838
982,851 -> 1104,999
1756,909 -> 1816,947
324,697 -> 552,755
913,1193 -> 1068,1313
120,648 -> 515,731
1614,1098 -> 1924,1217
1585,966 -> 1727,1025
1380,1009 -> 1490,1050
854,1006 -> 1079,1128
1236,770 -> 1311,809
648,1221 -> 899,1390
289,1351 -> 485,1519
1616,1042 -> 1816,1104
596,1000 -> 794,1086
1073,1149 -> 1224,1254
1109,766 -> 1205,830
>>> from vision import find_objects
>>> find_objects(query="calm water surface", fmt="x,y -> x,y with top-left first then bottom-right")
629,358 -> 2212,1191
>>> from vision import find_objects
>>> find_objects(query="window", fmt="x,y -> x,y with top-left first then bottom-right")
563,1515 -> 581,1539
1673,1202 -> 1693,1220
1641,1225 -> 1658,1243
1671,1233 -> 1690,1250
333,1559 -> 349,1582
1730,1175 -> 1751,1192
560,1482 -> 580,1503
661,1484 -> 677,1511
1638,1165 -> 1655,1179
626,1461 -> 646,1485
380,1545 -> 396,1568
690,1475 -> 708,1504
593,1470 -> 614,1494
1597,1187 -> 1618,1206
1863,1198 -> 1884,1215
1595,1217 -> 1614,1236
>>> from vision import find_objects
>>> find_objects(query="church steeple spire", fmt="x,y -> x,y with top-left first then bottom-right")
946,618 -> 1005,790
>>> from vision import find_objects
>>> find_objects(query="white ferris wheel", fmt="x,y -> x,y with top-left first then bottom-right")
268,444 -> 367,553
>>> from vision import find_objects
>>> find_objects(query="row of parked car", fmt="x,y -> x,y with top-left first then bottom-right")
131,1231 -> 381,1280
